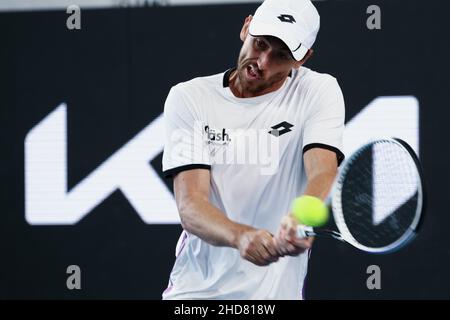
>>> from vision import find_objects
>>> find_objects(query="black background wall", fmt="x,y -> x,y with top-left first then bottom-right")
1,0 -> 449,299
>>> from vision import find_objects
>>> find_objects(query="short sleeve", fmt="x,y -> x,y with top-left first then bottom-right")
162,86 -> 211,178
302,77 -> 345,166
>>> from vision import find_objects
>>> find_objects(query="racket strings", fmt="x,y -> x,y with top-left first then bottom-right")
372,143 -> 419,224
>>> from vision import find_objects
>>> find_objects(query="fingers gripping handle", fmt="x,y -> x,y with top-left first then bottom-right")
296,225 -> 314,238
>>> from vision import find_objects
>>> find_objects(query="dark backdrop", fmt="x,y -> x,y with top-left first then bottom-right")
1,0 -> 449,299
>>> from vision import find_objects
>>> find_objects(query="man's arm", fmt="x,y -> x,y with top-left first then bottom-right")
302,147 -> 338,200
275,147 -> 338,255
173,168 -> 279,266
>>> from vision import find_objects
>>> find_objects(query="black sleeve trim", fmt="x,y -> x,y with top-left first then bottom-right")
163,164 -> 211,179
303,143 -> 345,167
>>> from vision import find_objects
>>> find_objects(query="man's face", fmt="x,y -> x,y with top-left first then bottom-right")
236,34 -> 298,95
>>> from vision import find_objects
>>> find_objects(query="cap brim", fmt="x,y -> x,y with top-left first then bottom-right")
249,18 -> 309,61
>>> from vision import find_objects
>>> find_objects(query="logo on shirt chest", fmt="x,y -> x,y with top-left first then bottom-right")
204,125 -> 231,145
268,121 -> 294,137
204,121 -> 294,146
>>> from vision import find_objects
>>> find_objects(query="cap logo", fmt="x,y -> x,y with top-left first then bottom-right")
277,14 -> 296,23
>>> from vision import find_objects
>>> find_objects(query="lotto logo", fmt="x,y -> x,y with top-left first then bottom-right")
277,14 -> 296,24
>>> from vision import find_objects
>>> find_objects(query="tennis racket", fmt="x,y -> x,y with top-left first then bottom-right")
296,138 -> 426,254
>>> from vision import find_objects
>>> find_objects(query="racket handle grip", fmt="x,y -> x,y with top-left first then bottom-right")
296,225 -> 314,238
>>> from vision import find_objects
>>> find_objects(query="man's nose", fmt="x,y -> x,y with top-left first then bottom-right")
257,51 -> 271,71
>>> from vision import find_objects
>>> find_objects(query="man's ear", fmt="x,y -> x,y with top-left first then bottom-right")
293,49 -> 314,69
240,15 -> 253,42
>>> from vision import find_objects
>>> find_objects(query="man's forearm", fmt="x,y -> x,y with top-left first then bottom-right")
178,195 -> 253,248
302,171 -> 337,201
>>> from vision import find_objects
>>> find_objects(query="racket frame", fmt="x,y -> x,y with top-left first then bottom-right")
297,138 -> 426,254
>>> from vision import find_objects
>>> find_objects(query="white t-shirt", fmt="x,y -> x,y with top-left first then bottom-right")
162,66 -> 345,300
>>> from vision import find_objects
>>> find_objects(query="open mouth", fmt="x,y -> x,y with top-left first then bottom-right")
246,64 -> 262,81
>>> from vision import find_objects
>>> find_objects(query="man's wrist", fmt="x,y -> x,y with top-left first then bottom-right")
229,224 -> 253,249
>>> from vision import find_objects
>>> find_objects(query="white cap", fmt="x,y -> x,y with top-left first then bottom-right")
249,0 -> 320,61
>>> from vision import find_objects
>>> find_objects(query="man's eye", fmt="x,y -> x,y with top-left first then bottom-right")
255,39 -> 266,49
278,52 -> 289,60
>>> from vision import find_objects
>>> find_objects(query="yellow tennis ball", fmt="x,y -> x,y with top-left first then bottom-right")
292,195 -> 329,227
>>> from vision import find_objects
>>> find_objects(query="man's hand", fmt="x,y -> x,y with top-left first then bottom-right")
236,227 -> 280,266
274,214 -> 314,256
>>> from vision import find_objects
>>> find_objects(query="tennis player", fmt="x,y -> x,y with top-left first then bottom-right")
162,0 -> 345,299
